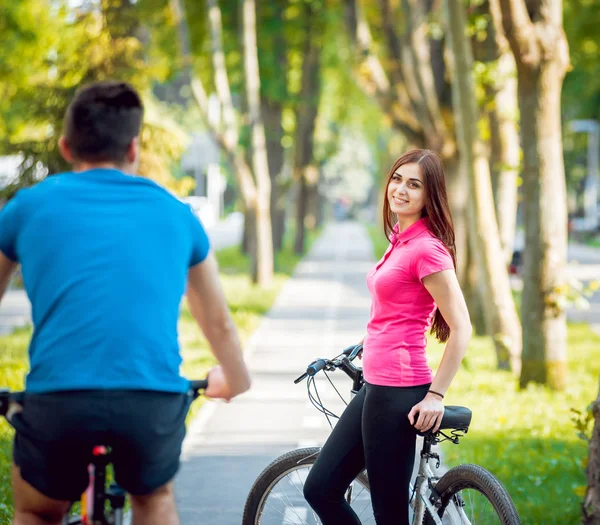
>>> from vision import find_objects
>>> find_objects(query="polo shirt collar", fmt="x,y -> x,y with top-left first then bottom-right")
391,217 -> 430,244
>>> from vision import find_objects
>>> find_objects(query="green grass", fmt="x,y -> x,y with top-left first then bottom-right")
586,237 -> 600,248
366,221 -> 599,524
0,226 -> 321,523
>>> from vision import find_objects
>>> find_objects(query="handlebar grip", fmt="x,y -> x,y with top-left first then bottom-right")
0,389 -> 9,417
189,379 -> 209,392
342,344 -> 358,356
343,343 -> 363,359
307,359 -> 328,376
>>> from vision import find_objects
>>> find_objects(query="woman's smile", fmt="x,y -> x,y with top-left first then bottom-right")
392,196 -> 409,205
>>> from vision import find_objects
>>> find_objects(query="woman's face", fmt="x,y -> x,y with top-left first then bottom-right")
387,162 -> 426,224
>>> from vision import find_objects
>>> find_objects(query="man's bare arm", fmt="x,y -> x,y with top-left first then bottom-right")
0,251 -> 17,303
187,252 -> 251,398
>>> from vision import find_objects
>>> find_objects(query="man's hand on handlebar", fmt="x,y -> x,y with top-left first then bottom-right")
205,366 -> 236,401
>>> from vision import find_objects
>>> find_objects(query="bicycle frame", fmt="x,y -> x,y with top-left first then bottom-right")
411,435 -> 474,525
410,436 -> 444,525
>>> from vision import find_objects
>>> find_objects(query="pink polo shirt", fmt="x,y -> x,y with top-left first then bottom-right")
363,218 -> 454,387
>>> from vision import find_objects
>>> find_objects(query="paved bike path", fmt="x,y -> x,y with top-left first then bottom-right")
175,221 -> 375,524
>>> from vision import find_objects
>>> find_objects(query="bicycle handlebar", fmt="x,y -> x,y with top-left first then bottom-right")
189,379 -> 209,392
0,389 -> 9,418
306,358 -> 329,376
342,343 -> 363,360
0,378 -> 210,418
294,343 -> 363,384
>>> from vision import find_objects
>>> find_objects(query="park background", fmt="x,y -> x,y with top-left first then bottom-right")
0,0 -> 600,523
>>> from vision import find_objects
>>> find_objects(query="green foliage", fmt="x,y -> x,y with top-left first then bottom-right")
563,0 -> 600,120
562,0 -> 600,202
0,0 -> 192,198
570,403 -> 595,442
367,224 -> 389,259
0,327 -> 33,524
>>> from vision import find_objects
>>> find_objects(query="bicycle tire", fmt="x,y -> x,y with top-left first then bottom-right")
423,464 -> 521,525
242,447 -> 372,525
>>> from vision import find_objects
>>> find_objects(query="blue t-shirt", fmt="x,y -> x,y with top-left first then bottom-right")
0,168 -> 210,394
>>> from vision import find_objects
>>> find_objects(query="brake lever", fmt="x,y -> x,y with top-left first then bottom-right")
347,343 -> 364,361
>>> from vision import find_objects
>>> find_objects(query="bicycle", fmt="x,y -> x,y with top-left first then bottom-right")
242,344 -> 521,524
0,378 -> 209,525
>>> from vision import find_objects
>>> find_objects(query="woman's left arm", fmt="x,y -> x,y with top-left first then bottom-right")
408,269 -> 472,433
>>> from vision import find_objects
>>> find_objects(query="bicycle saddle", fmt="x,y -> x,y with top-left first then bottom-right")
419,405 -> 472,436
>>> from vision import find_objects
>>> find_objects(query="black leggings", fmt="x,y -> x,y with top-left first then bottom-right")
303,382 -> 430,525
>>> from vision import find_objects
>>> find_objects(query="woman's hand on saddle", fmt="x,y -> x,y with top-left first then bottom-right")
408,393 -> 445,433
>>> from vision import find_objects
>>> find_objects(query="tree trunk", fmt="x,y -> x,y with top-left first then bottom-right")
294,177 -> 308,254
497,0 -> 570,389
305,165 -> 320,231
261,0 -> 287,253
463,240 -> 487,335
263,100 -> 286,251
444,155 -> 469,286
486,0 -> 520,264
293,3 -> 321,255
242,206 -> 255,255
584,380 -> 600,524
488,56 -> 520,265
517,62 -> 568,388
445,0 -> 522,372
243,0 -> 273,286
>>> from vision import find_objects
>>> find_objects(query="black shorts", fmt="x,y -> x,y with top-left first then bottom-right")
11,389 -> 192,501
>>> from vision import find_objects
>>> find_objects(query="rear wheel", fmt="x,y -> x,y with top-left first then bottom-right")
424,464 -> 521,524
243,447 -> 374,524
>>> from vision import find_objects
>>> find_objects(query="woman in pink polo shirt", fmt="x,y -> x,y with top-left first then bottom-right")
304,149 -> 472,525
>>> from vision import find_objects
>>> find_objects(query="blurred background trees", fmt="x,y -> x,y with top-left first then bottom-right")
1,0 -> 599,380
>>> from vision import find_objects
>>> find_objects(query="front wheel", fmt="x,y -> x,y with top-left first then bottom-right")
242,447 -> 374,525
424,464 -> 521,525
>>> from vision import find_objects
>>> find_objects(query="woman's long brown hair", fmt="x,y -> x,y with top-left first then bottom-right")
381,149 -> 456,343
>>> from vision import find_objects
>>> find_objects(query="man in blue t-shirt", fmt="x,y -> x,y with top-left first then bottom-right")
0,81 -> 251,525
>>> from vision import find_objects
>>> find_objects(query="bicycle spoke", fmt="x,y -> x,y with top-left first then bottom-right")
290,469 -> 308,500
258,467 -> 315,525
266,490 -> 309,524
277,476 -> 306,520
442,488 -> 502,525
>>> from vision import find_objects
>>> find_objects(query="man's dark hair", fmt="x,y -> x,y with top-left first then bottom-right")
63,81 -> 144,164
